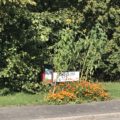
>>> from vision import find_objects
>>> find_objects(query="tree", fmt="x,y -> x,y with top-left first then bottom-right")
0,0 -> 120,92
0,0 -> 40,91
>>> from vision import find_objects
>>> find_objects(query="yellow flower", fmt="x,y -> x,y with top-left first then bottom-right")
65,19 -> 72,24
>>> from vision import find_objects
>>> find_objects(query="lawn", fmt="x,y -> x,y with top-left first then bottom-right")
0,82 -> 119,106
0,92 -> 47,106
102,82 -> 120,99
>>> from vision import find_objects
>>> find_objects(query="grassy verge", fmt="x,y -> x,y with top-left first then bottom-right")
0,92 -> 47,106
102,82 -> 120,99
0,82 -> 119,106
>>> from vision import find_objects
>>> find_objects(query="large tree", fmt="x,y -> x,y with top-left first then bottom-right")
0,0 -> 120,92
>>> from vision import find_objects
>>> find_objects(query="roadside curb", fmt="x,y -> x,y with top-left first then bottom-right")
34,112 -> 120,120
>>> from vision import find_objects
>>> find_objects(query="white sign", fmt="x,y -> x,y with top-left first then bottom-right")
53,71 -> 79,82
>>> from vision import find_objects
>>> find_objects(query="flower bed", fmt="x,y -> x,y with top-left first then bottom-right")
47,81 -> 110,104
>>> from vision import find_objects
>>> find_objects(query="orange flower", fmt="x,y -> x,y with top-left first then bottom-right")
47,80 -> 110,103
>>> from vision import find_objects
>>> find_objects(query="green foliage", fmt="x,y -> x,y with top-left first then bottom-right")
0,88 -> 11,96
0,51 -> 40,91
0,0 -> 36,5
79,23 -> 108,80
0,3 -> 40,91
22,82 -> 42,94
22,82 -> 51,94
0,0 -> 120,93
34,2 -> 119,80
53,28 -> 75,72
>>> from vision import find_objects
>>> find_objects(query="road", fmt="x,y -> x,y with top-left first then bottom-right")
0,100 -> 120,120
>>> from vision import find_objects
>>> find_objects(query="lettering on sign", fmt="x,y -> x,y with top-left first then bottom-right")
53,71 -> 79,82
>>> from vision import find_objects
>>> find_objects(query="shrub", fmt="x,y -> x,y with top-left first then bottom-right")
47,81 -> 110,104
22,82 -> 51,94
22,82 -> 42,94
0,88 -> 11,96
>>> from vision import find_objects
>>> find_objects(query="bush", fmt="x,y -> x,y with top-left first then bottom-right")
0,0 -> 120,93
22,82 -> 51,94
0,88 -> 11,96
22,82 -> 41,94
47,81 -> 110,104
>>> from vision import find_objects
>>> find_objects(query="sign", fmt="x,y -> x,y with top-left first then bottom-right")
45,68 -> 53,81
53,71 -> 79,82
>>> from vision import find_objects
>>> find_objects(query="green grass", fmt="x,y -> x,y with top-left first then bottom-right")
102,82 -> 120,99
0,92 -> 47,106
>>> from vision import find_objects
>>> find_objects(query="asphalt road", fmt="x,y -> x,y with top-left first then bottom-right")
0,100 -> 120,120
